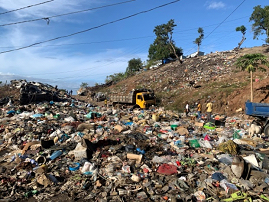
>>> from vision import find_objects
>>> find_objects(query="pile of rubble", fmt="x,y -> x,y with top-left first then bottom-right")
112,50 -> 241,96
0,97 -> 269,202
8,80 -> 68,105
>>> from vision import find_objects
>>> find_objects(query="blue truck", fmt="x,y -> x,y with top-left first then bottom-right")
245,101 -> 269,137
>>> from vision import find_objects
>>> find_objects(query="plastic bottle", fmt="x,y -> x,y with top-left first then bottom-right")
136,148 -> 145,154
50,150 -> 62,160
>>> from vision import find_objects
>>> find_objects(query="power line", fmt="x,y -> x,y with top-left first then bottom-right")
0,0 -> 136,27
0,36 -> 153,49
0,15 -> 249,49
204,0 -> 246,40
0,0 -> 54,15
23,43 -> 149,77
185,0 -> 246,55
0,0 -> 181,54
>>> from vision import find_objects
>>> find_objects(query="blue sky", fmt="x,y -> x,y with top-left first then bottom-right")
0,0 -> 268,92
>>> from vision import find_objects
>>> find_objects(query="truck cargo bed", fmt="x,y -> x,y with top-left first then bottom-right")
245,101 -> 269,117
110,95 -> 133,104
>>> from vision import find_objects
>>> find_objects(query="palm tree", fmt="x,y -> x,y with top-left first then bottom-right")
235,53 -> 268,102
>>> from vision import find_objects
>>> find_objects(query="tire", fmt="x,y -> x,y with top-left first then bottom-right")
263,123 -> 269,137
132,104 -> 140,109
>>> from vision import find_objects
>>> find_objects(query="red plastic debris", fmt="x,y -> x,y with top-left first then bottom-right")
157,164 -> 177,175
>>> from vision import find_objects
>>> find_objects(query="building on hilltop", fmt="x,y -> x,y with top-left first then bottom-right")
185,51 -> 205,58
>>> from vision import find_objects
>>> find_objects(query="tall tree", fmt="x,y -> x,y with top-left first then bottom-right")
148,19 -> 183,63
80,82 -> 88,88
235,25 -> 246,49
105,72 -> 125,84
249,5 -> 269,43
125,58 -> 142,77
235,53 -> 268,102
193,27 -> 204,54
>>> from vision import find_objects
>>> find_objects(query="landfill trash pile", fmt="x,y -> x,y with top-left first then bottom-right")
90,46 -> 269,116
7,79 -> 69,105
0,96 -> 269,202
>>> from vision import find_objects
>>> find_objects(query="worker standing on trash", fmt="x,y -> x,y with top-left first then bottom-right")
205,99 -> 213,122
104,99 -> 107,107
185,102 -> 190,117
197,100 -> 201,119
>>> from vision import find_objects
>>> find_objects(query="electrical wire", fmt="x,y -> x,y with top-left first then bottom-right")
184,0 -> 246,56
203,0 -> 246,40
0,0 -> 181,54
25,43 -> 149,77
0,36 -> 153,49
0,0 -> 135,27
0,15 -> 249,49
0,0 -> 54,15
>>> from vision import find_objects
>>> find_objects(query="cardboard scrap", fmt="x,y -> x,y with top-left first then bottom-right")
176,127 -> 189,135
114,125 -> 123,133
195,122 -> 204,127
37,174 -> 51,187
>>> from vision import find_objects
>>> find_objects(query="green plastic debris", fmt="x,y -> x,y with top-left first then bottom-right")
180,157 -> 196,166
203,122 -> 216,130
189,139 -> 200,148
221,191 -> 251,202
260,194 -> 269,201
25,190 -> 38,197
233,130 -> 241,139
53,114 -> 60,119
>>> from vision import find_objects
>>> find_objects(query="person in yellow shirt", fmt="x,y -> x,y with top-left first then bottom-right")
205,100 -> 213,122
197,100 -> 201,119
104,99 -> 107,107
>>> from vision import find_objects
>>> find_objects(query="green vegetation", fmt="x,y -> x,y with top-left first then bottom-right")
235,53 -> 268,102
249,5 -> 269,43
99,5 -> 268,88
105,72 -> 126,84
80,82 -> 88,88
165,96 -> 185,112
126,58 -> 143,77
105,58 -> 143,84
148,19 -> 183,63
193,27 -> 204,54
235,25 -> 247,49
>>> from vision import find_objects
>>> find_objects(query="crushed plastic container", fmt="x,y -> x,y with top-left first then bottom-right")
189,139 -> 200,148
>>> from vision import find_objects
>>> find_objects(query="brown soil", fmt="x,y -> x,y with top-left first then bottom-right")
75,45 -> 269,117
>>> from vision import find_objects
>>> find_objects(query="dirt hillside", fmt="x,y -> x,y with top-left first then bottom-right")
79,45 -> 269,117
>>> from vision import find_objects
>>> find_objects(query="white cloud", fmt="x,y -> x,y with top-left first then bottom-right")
0,0 -> 89,18
0,0 -> 147,90
0,42 -> 147,88
206,1 -> 225,10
